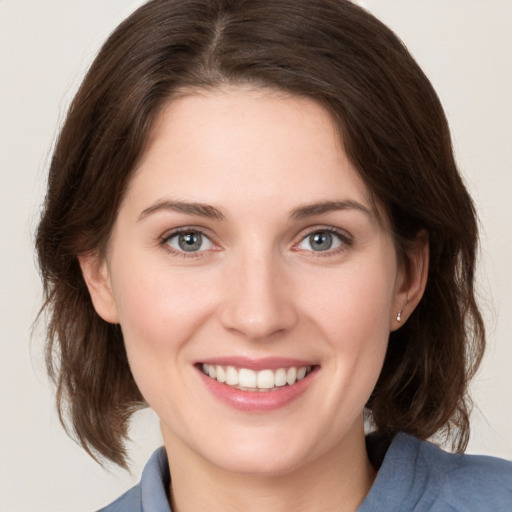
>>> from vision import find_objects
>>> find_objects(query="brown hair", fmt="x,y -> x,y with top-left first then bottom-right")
36,0 -> 485,468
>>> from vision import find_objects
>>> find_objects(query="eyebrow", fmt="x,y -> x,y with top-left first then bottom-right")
290,200 -> 372,220
138,200 -> 226,221
138,199 -> 372,223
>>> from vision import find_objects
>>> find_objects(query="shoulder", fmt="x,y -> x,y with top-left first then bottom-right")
96,485 -> 141,512
417,437 -> 512,510
360,433 -> 512,512
96,447 -> 171,512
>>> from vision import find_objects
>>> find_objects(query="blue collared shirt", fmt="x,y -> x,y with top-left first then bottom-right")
98,433 -> 512,511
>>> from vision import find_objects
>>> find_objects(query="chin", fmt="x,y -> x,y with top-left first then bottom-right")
188,425 -> 331,478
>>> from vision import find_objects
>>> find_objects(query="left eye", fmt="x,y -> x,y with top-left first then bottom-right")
165,231 -> 214,252
297,230 -> 344,252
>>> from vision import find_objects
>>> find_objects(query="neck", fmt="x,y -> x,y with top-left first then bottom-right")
163,424 -> 375,512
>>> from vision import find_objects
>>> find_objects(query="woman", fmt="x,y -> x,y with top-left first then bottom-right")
35,0 -> 512,510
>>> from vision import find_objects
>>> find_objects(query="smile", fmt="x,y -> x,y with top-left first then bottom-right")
201,364 -> 313,391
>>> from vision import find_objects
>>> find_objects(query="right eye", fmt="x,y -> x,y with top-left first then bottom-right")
164,230 -> 214,253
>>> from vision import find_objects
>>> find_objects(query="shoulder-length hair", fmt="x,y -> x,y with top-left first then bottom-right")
36,0 -> 484,468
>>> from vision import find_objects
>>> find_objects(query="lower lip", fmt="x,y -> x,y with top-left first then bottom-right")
198,367 -> 317,412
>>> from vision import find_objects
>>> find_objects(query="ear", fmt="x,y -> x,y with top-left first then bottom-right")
78,252 -> 120,324
391,230 -> 429,331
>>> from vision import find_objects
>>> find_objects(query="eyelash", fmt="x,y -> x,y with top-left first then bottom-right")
292,226 -> 353,258
159,226 -> 353,259
159,227 -> 219,259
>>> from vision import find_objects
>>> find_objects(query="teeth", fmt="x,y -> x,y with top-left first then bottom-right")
216,365 -> 226,383
257,369 -> 274,389
201,364 -> 312,390
225,366 -> 239,386
275,368 -> 287,387
286,367 -> 297,385
239,368 -> 257,388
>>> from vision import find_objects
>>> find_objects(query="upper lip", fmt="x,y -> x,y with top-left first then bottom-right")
197,356 -> 318,371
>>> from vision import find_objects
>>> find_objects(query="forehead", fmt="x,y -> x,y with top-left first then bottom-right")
125,87 -> 374,218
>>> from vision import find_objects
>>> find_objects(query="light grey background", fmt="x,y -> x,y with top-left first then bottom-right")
1,1 -> 511,510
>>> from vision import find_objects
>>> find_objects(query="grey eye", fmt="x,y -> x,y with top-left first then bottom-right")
178,232 -> 203,251
166,231 -> 213,252
297,230 -> 344,252
308,231 -> 333,251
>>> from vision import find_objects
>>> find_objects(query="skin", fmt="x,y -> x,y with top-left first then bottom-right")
80,87 -> 428,512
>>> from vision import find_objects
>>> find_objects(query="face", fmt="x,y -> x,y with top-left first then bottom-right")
84,87 -> 419,477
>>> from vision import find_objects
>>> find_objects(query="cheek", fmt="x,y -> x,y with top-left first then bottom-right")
108,264 -> 219,412
304,261 -> 396,345
110,263 -> 217,363
299,258 -> 396,402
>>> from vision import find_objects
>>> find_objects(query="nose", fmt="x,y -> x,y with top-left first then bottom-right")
219,250 -> 299,341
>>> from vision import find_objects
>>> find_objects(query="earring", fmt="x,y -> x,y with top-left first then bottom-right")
396,310 -> 402,322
